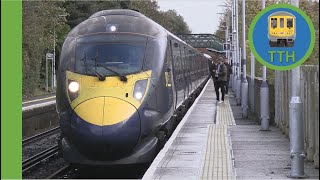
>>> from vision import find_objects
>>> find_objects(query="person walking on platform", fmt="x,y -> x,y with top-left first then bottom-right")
210,60 -> 218,88
224,58 -> 232,96
215,57 -> 227,103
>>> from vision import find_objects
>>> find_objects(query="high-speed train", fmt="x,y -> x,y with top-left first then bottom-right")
56,9 -> 210,165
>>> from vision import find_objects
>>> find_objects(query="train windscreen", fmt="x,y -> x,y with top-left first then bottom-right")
287,18 -> 293,28
271,18 -> 277,28
75,43 -> 146,76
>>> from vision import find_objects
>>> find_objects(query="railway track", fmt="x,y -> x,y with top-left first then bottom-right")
23,126 -> 60,147
46,164 -> 71,179
22,145 -> 59,173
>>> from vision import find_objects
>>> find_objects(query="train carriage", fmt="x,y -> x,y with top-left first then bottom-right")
268,11 -> 296,47
56,9 -> 210,165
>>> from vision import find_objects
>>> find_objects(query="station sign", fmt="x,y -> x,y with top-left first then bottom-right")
223,43 -> 231,51
248,4 -> 315,70
46,53 -> 54,59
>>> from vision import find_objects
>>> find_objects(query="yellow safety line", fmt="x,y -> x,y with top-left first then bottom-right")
216,98 -> 236,125
200,124 -> 235,180
201,96 -> 236,180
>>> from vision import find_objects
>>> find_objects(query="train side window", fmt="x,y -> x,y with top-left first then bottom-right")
287,18 -> 293,28
271,18 -> 277,28
280,18 -> 284,28
171,41 -> 180,76
166,41 -> 173,72
164,41 -> 173,87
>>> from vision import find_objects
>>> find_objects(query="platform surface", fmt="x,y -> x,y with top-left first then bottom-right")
142,80 -> 319,180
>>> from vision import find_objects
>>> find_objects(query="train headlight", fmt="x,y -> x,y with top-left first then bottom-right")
68,81 -> 79,93
110,25 -> 117,32
106,24 -> 119,32
68,80 -> 79,102
133,79 -> 148,101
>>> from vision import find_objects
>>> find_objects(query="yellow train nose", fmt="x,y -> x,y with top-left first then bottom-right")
74,97 -> 137,126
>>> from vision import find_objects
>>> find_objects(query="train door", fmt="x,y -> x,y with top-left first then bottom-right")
187,49 -> 193,94
181,46 -> 188,99
279,17 -> 285,35
165,40 -> 176,112
171,41 -> 183,107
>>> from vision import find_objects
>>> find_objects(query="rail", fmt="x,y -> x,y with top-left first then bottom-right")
22,145 -> 59,173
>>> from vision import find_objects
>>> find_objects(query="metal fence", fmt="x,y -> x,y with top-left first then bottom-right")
248,65 -> 319,169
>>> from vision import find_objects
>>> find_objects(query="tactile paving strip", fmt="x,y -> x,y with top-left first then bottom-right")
200,98 -> 236,180
200,124 -> 235,180
216,99 -> 236,125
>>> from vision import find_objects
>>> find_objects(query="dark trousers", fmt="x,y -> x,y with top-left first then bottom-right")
225,80 -> 229,94
215,81 -> 227,101
212,76 -> 218,89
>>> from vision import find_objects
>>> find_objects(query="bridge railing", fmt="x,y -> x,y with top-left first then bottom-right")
176,34 -> 224,51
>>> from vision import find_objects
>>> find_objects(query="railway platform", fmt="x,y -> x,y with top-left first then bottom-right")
142,80 -> 319,180
22,93 -> 56,111
22,93 -> 58,138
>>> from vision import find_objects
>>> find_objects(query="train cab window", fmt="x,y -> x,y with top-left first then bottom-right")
271,18 -> 277,28
75,43 -> 145,76
287,18 -> 293,28
280,18 -> 284,28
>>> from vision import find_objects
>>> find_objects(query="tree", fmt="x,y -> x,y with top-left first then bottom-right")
23,1 -> 68,96
64,1 -> 121,29
23,0 -> 192,96
64,0 -> 191,34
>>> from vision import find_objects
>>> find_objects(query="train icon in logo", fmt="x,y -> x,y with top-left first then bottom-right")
268,11 -> 296,47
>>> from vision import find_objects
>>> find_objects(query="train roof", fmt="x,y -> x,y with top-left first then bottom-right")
269,11 -> 295,17
67,9 -> 166,38
89,9 -> 145,19
66,9 -> 207,59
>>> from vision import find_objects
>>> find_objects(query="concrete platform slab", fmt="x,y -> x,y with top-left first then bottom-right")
143,81 -> 218,180
228,91 -> 319,180
142,81 -> 319,180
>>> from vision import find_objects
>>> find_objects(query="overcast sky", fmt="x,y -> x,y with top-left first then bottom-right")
157,0 -> 227,34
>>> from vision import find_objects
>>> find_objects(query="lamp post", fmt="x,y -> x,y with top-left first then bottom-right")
218,4 -> 235,93
289,0 -> 307,178
217,24 -> 228,55
241,0 -> 248,117
260,0 -> 270,131
53,25 -> 56,91
231,2 -> 236,93
234,0 -> 241,106
217,11 -> 230,52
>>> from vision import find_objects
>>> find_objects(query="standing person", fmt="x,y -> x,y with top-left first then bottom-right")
224,58 -> 232,96
210,60 -> 218,88
215,57 -> 228,103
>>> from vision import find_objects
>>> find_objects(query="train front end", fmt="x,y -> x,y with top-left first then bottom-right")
268,11 -> 296,47
56,10 -> 166,165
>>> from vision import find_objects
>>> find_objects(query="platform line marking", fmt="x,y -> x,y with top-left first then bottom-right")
216,98 -> 236,125
142,79 -> 210,180
200,124 -> 235,180
200,125 -> 211,180
200,95 -> 237,179
22,100 -> 56,112
22,96 -> 56,104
